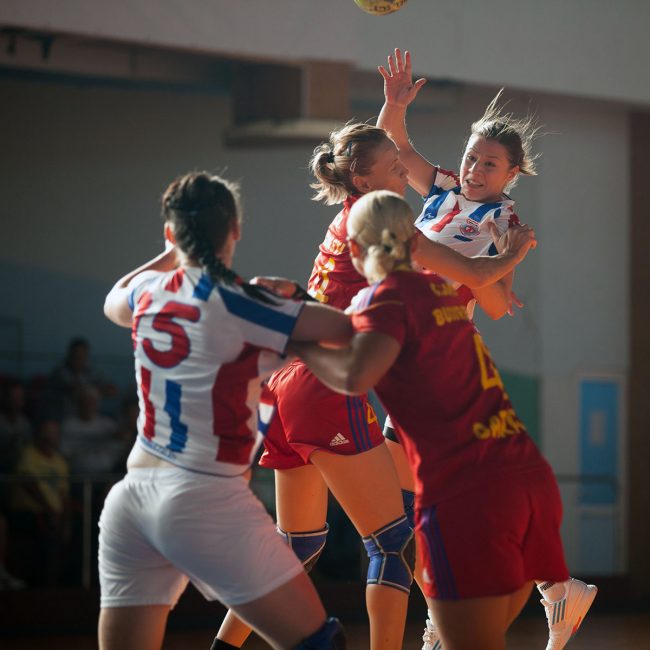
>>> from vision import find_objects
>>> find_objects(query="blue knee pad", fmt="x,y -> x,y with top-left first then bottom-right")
294,617 -> 346,649
362,514 -> 414,594
401,489 -> 416,529
277,523 -> 329,573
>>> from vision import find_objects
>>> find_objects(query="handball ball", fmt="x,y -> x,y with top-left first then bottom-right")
354,0 -> 408,16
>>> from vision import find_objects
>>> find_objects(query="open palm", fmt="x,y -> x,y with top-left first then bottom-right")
378,48 -> 426,108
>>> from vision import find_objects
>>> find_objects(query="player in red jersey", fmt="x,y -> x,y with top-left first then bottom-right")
291,191 -> 595,650
213,124 -> 537,650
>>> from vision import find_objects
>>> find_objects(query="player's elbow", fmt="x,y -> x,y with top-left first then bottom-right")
483,306 -> 508,320
104,294 -> 133,328
342,365 -> 374,395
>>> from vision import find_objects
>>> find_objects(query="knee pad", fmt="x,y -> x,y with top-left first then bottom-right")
362,515 -> 415,594
277,523 -> 329,573
294,617 -> 345,650
401,489 -> 416,529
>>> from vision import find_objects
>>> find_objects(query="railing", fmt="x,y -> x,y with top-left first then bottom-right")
0,472 -> 122,589
0,471 -> 624,590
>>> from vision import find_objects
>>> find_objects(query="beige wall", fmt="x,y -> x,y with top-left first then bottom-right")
2,0 -> 649,105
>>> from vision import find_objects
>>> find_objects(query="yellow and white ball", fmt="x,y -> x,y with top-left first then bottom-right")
354,0 -> 408,16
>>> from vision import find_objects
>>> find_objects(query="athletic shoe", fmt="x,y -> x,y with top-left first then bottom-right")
422,618 -> 443,650
541,578 -> 598,649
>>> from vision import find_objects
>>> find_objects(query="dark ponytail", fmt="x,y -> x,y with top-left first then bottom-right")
162,172 -> 277,305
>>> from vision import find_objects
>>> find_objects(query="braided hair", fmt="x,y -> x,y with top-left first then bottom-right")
161,172 -> 277,304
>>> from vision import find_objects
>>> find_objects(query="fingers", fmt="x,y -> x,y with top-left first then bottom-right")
511,291 -> 524,308
386,48 -> 408,77
507,291 -> 524,317
395,47 -> 404,72
378,65 -> 390,80
414,78 -> 427,92
388,53 -> 397,76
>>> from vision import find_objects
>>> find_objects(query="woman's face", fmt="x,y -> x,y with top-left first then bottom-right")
354,140 -> 409,196
460,135 -> 518,203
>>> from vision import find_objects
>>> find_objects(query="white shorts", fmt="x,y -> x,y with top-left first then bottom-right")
98,466 -> 304,608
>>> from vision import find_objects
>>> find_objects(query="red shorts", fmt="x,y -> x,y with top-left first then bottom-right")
415,463 -> 569,600
259,360 -> 384,470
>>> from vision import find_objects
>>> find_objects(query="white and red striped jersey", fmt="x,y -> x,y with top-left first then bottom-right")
128,266 -> 303,476
415,168 -> 519,258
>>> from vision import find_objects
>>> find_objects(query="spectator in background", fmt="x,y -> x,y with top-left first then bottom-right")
111,397 -> 139,474
8,418 -> 71,586
61,386 -> 125,475
50,337 -> 117,418
0,381 -> 32,472
0,380 -> 31,590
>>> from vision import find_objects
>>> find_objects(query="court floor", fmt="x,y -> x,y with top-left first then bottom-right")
3,611 -> 650,649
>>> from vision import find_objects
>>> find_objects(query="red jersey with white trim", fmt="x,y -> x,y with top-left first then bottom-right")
349,269 -> 544,508
415,167 -> 520,258
128,267 -> 303,476
307,195 -> 368,309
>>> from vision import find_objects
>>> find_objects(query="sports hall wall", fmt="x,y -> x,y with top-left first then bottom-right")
1,0 -> 646,590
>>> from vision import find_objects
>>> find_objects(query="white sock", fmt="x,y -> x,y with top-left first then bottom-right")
538,580 -> 568,602
427,609 -> 435,625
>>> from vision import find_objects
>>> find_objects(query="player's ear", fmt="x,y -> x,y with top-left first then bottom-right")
351,174 -> 371,195
232,219 -> 242,242
164,223 -> 176,245
506,165 -> 520,185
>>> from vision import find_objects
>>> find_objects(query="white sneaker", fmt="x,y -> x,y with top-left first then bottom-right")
422,617 -> 443,650
541,578 -> 597,649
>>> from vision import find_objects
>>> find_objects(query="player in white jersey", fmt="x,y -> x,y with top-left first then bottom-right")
98,171 -> 352,650
376,49 -> 597,650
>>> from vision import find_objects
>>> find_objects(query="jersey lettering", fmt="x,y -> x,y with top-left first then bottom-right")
142,301 -> 201,368
311,256 -> 336,304
473,333 -> 504,391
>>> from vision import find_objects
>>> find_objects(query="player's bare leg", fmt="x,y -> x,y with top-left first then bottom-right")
230,571 -> 333,649
427,582 -> 533,650
214,465 -> 329,648
311,443 -> 411,650
99,604 -> 170,650
385,435 -> 439,650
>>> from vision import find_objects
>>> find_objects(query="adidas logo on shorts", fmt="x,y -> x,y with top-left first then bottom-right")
329,433 -> 349,447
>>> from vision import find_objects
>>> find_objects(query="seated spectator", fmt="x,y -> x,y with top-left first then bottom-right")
0,514 -> 26,590
8,418 -> 71,586
111,396 -> 139,474
50,337 -> 117,417
0,381 -> 32,473
61,387 -> 125,475
0,381 -> 31,590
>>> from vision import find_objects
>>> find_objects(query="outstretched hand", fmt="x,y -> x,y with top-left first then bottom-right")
378,48 -> 426,108
487,222 -> 537,263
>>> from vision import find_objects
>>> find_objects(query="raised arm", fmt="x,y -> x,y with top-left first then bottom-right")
377,49 -> 436,196
412,223 -> 537,289
103,246 -> 178,328
290,331 -> 401,396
